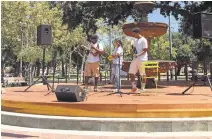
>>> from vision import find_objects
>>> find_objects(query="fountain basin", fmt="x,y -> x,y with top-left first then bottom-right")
122,22 -> 168,38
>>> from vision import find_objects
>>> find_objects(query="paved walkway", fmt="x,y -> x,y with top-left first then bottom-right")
2,125 -> 212,139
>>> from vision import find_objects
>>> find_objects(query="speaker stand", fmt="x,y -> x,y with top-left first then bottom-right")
44,59 -> 56,96
182,38 -> 212,94
25,75 -> 53,92
24,47 -> 54,94
182,74 -> 212,95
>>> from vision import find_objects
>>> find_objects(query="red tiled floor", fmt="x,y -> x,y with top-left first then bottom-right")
2,81 -> 212,118
1,81 -> 212,105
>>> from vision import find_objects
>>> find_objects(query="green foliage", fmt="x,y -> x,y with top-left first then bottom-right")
150,33 -> 212,64
194,39 -> 212,62
1,1 -> 86,64
95,18 -> 133,62
172,33 -> 197,62
62,1 -> 135,37
150,34 -> 176,60
2,1 -> 88,79
18,46 -> 51,63
155,1 -> 212,35
2,1 -> 61,64
175,44 -> 193,62
61,1 -> 212,39
149,32 -> 204,63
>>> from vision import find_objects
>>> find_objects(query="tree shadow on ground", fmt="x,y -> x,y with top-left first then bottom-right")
1,132 -> 38,138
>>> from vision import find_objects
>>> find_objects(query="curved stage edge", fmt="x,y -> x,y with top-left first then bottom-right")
2,100 -> 212,118
2,82 -> 212,118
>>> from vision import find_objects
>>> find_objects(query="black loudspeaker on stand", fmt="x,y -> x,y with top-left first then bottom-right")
37,25 -> 52,45
193,13 -> 212,39
24,25 -> 53,93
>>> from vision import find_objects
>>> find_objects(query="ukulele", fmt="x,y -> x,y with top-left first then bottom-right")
90,44 -> 101,56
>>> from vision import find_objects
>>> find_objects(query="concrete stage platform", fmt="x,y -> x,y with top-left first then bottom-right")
2,80 -> 212,118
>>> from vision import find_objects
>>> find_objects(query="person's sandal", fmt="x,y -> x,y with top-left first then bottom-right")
131,87 -> 137,93
113,89 -> 119,93
83,87 -> 89,93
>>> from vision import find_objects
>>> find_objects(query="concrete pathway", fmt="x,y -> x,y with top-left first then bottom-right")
2,125 -> 212,139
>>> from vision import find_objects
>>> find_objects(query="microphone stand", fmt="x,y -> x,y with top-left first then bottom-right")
107,54 -> 126,97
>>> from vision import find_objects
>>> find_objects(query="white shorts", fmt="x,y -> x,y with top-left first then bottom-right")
128,59 -> 146,75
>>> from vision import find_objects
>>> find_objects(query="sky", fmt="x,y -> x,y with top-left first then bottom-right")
148,8 -> 181,32
147,1 -> 185,32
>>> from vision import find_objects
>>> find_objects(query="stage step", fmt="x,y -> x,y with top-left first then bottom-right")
2,111 -> 212,132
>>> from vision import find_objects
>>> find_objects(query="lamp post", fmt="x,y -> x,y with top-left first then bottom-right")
19,22 -> 24,77
169,15 -> 174,80
169,15 -> 173,60
109,24 -> 113,80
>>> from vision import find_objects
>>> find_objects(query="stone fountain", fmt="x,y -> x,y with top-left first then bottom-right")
123,1 -> 168,56
121,1 -> 176,88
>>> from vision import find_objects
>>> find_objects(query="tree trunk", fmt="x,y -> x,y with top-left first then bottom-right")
177,66 -> 182,76
61,57 -> 65,77
29,63 -> 33,85
1,62 -> 5,85
46,63 -> 50,75
23,64 -> 28,80
36,59 -> 41,77
15,62 -> 20,76
1,62 -> 5,77
65,62 -> 68,83
32,64 -> 36,81
68,51 -> 73,79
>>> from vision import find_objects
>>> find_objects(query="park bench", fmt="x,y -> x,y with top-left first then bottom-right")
3,77 -> 28,87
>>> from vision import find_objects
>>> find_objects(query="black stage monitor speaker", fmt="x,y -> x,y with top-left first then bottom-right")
55,85 -> 86,102
193,13 -> 212,39
37,24 -> 52,45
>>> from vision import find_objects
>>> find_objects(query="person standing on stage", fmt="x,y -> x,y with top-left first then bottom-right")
111,39 -> 124,92
84,34 -> 104,92
129,27 -> 148,93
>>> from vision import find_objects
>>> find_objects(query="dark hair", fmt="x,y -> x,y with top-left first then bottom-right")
132,27 -> 140,34
114,39 -> 123,48
90,34 -> 98,40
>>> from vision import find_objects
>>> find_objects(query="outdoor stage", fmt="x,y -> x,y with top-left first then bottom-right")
2,80 -> 212,118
